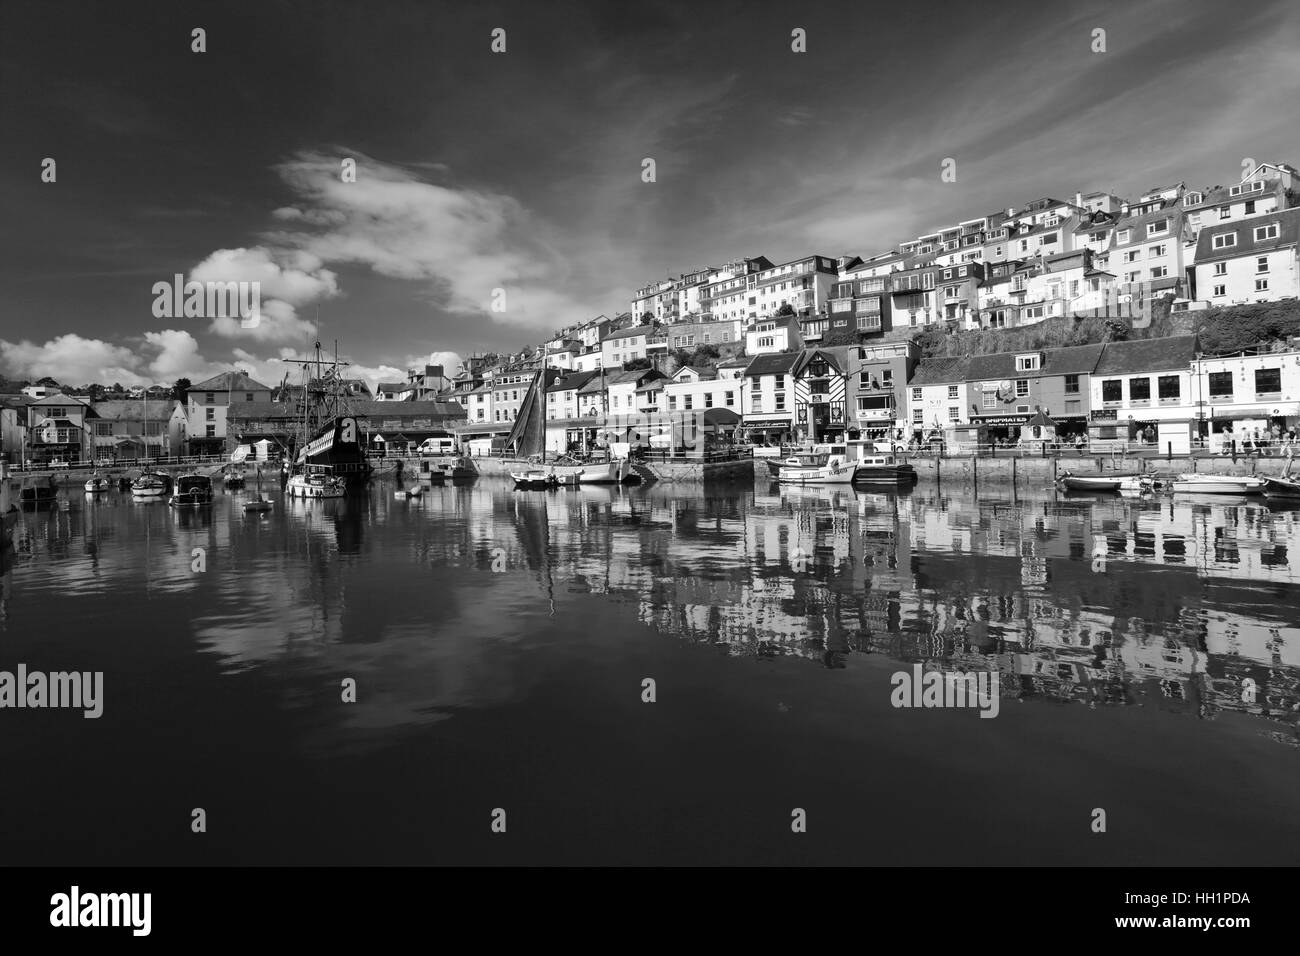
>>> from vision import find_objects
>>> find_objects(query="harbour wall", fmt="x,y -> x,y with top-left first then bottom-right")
908,454 -> 1296,487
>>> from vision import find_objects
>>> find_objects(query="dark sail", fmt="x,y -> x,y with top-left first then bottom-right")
505,372 -> 546,458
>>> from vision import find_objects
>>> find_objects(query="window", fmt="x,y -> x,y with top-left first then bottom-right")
1147,219 -> 1168,236
948,407 -> 960,421
1157,376 -> 1180,401
1254,223 -> 1279,241
942,269 -> 952,280
1244,201 -> 1256,215
725,391 -> 735,407
1026,306 -> 1045,320
668,395 -> 677,411
206,407 -> 215,420
775,375 -> 785,390
1256,278 -> 1269,292
206,425 -> 216,438
1016,354 -> 1039,372
1065,374 -> 1080,394
983,390 -> 997,409
1117,230 -> 1130,244
1214,262 -> 1227,276
1015,379 -> 1029,397
245,393 -> 253,402
944,286 -> 959,299
912,387 -> 922,401
1212,233 -> 1237,249
1256,368 -> 1281,394
1065,400 -> 1081,414
1102,379 -> 1123,403
1208,371 -> 1233,398
922,272 -> 935,289
1126,272 -> 1141,283
948,385 -> 959,399
683,395 -> 693,410
1126,250 -> 1141,263
775,394 -> 785,411
205,393 -> 214,403
912,410 -> 924,423
1129,377 -> 1151,401
1213,284 -> 1226,297
1150,266 -> 1168,279
1148,245 -> 1166,258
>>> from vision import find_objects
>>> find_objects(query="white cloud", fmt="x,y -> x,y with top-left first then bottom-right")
190,246 -> 338,342
0,334 -> 150,386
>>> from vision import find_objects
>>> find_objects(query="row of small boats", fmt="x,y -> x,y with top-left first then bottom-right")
767,444 -> 917,486
1057,470 -> 1300,498
511,459 -> 637,489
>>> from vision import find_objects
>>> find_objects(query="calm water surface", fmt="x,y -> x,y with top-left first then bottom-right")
2,478 -> 1298,865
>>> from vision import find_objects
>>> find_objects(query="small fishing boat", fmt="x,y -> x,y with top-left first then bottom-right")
285,465 -> 347,499
1171,474 -> 1266,495
84,473 -> 112,493
512,471 -> 557,489
170,473 -> 214,507
578,459 -> 633,484
394,485 -> 424,500
130,471 -> 173,498
1263,475 -> 1300,499
243,496 -> 274,513
224,469 -> 246,490
1056,471 -> 1149,493
20,474 -> 58,508
777,444 -> 857,485
851,455 -> 917,485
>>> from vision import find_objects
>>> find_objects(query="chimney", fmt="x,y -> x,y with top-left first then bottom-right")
1007,207 -> 1014,218
1075,191 -> 1083,208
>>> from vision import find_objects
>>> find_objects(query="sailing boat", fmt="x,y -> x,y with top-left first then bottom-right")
283,341 -> 372,492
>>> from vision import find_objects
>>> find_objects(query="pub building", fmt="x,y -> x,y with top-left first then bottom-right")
791,347 -> 852,445
962,344 -> 1103,446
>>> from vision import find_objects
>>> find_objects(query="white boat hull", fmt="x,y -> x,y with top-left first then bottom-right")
286,476 -> 345,499
1172,475 -> 1265,495
777,465 -> 856,485
578,460 -> 630,484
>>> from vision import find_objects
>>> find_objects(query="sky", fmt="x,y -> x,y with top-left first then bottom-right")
1,0 -> 1297,391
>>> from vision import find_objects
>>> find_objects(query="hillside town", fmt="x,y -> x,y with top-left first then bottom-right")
5,160 -> 1300,466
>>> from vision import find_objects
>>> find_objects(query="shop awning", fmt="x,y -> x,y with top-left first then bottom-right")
971,415 -> 1029,426
744,417 -> 793,427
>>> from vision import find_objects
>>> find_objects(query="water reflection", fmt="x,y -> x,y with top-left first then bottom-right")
2,481 -> 1298,749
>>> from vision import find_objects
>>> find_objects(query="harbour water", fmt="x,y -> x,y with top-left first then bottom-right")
2,479 -> 1298,865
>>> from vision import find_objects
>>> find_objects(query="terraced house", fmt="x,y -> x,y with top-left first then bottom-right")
791,347 -> 852,444
1191,205 -> 1300,305
1087,335 -> 1200,452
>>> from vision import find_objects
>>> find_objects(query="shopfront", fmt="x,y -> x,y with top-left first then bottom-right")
744,416 -> 794,448
970,413 -> 1029,447
796,400 -> 846,445
1202,404 -> 1300,452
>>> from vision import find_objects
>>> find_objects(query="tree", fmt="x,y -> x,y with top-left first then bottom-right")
775,304 -> 796,317
622,357 -> 652,371
173,377 -> 192,401
640,312 -> 654,324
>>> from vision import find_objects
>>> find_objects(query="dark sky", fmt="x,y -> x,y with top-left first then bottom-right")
1,0 -> 1297,388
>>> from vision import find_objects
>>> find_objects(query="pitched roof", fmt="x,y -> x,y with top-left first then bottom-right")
547,370 -> 599,393
743,352 -> 800,377
91,400 -> 177,421
1193,206 -> 1300,264
1041,343 -> 1105,375
1094,335 -> 1198,375
909,357 -> 972,385
965,352 -> 1017,381
604,324 -> 655,342
191,370 -> 273,392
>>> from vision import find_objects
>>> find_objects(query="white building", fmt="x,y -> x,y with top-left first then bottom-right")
185,370 -> 273,449
745,315 -> 801,355
741,352 -> 799,444
1192,347 -> 1300,449
663,366 -> 742,416
906,358 -> 971,440
1191,207 -> 1300,305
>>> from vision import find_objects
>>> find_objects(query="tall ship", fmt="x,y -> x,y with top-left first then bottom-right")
283,342 -> 372,492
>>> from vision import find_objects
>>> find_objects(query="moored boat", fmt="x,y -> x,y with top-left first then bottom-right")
20,474 -> 59,508
243,495 -> 274,513
1057,471 -> 1150,493
170,473 -> 214,507
286,465 -> 347,499
130,471 -> 172,498
851,455 -> 917,485
777,443 -> 856,485
578,459 -> 633,484
224,469 -> 246,490
512,471 -> 557,489
1171,473 -> 1265,495
84,473 -> 112,493
1263,475 -> 1300,499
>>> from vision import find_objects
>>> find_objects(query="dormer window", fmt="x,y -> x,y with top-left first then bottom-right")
1185,191 -> 1202,206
